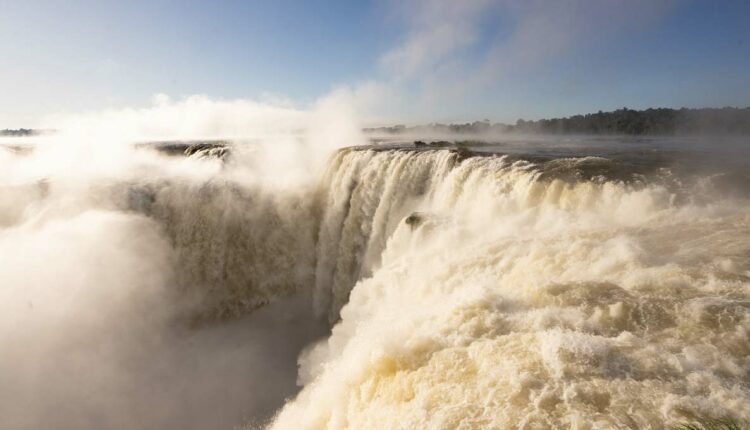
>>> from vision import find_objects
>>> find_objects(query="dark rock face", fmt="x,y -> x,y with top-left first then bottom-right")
428,140 -> 452,147
449,147 -> 473,162
138,141 -> 230,157
189,146 -> 231,161
404,212 -> 426,229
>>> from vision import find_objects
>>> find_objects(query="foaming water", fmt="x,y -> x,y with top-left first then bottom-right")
271,146 -> 750,429
1,137 -> 749,429
0,140 -> 328,429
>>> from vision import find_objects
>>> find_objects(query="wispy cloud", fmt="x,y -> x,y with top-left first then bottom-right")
381,0 -> 495,80
376,0 -> 675,120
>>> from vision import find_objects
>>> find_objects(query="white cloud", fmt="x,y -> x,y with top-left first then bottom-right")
376,0 -> 675,120
381,0 -> 494,79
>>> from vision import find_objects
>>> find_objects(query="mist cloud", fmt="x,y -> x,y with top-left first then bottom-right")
0,85 -> 362,430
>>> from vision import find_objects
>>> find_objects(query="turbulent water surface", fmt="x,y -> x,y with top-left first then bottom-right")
1,137 -> 749,429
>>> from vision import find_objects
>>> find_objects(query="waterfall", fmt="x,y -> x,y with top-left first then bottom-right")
270,148 -> 750,429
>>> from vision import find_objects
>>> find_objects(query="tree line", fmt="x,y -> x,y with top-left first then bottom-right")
0,128 -> 44,137
365,107 -> 750,136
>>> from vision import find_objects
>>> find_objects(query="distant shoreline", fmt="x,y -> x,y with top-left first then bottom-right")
0,129 -> 54,137
365,107 -> 750,136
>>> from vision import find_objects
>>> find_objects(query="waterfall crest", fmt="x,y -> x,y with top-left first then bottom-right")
270,148 -> 750,429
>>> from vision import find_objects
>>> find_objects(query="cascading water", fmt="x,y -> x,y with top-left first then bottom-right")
1,141 -> 748,429
271,147 -> 750,429
131,178 -> 319,320
0,143 -> 327,430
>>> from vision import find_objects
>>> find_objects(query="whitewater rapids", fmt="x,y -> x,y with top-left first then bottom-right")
271,147 -> 750,429
1,140 -> 748,429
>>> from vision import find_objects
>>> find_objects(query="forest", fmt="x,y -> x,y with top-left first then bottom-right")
366,107 -> 750,136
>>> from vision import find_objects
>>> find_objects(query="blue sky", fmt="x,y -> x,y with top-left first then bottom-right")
1,0 -> 749,127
